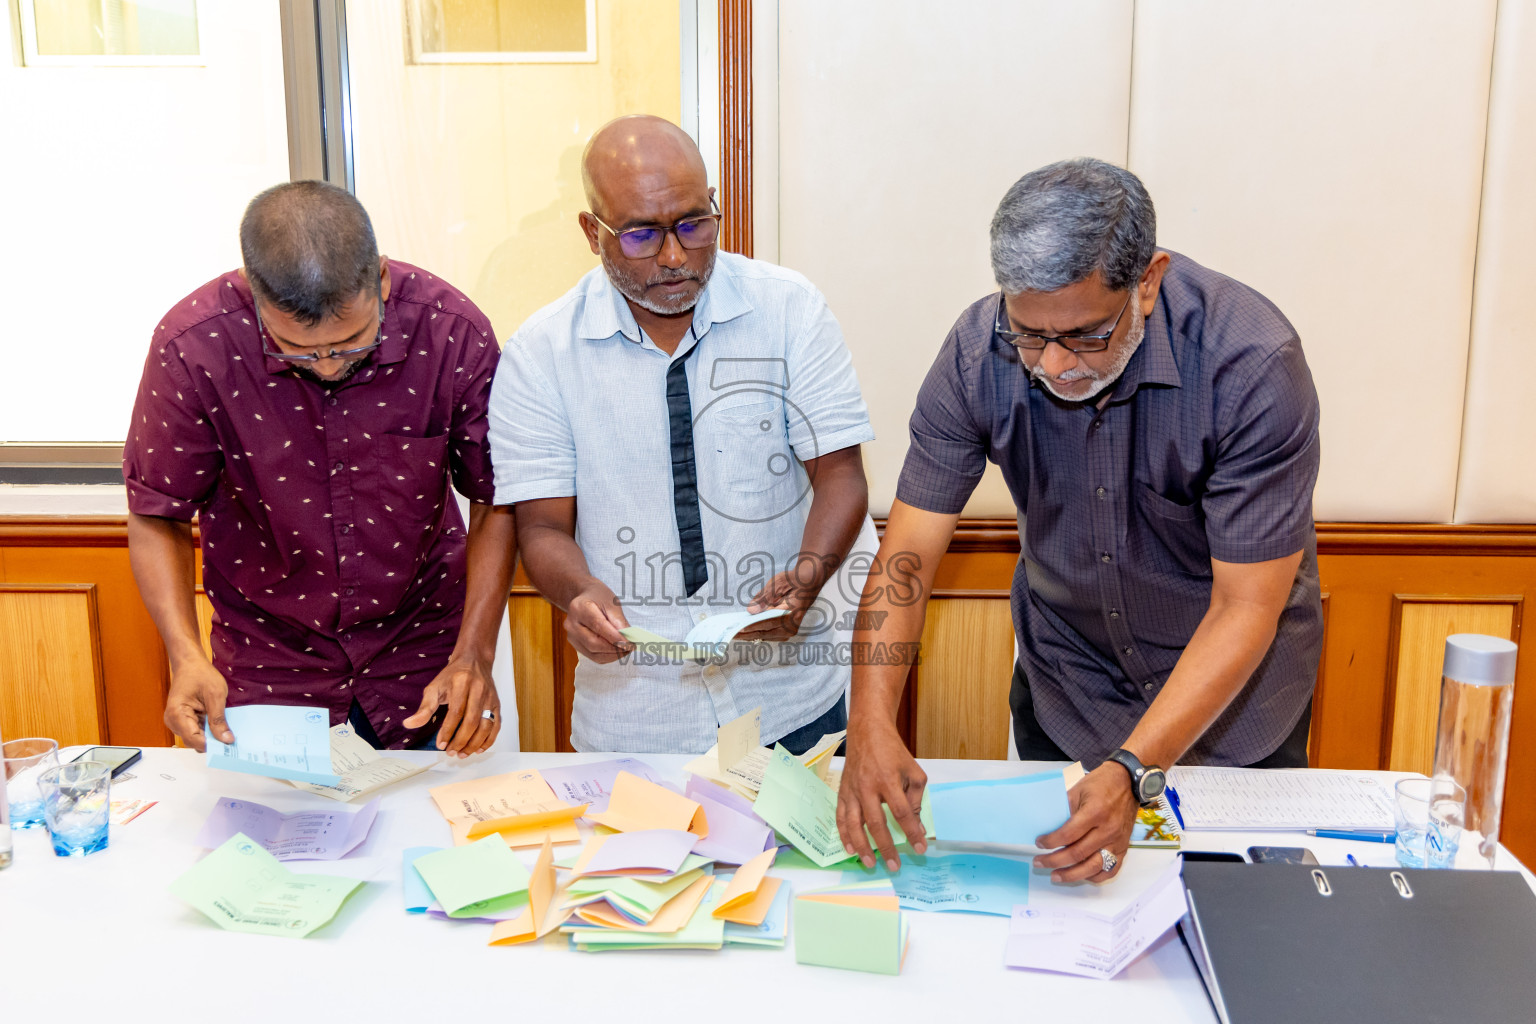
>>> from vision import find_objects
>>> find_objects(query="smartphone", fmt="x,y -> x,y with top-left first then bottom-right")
71,745 -> 142,779
1181,850 -> 1247,863
1247,845 -> 1319,866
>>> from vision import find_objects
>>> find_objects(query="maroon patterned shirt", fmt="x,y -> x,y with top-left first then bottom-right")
124,261 -> 500,748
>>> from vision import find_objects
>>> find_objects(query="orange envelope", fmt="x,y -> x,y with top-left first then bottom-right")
574,874 -> 713,933
587,771 -> 709,837
431,769 -> 584,848
488,839 -> 572,945
712,847 -> 781,925
465,803 -> 589,845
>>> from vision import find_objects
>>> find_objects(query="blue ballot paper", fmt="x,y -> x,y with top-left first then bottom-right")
402,846 -> 441,913
928,770 -> 1071,846
724,875 -> 792,947
205,704 -> 341,785
841,852 -> 1030,916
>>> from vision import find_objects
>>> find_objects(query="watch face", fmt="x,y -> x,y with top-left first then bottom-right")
1141,769 -> 1167,801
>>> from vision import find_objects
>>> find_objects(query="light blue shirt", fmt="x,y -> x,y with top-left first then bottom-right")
489,253 -> 877,753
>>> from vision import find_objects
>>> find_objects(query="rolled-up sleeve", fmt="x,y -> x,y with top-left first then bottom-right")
447,311 -> 501,503
488,335 -> 577,505
123,339 -> 222,520
1203,335 -> 1320,563
894,326 -> 989,515
783,290 -> 875,460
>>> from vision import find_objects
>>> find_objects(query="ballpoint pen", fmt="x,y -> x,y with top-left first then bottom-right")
1165,786 -> 1185,829
1346,853 -> 1364,867
1307,829 -> 1396,843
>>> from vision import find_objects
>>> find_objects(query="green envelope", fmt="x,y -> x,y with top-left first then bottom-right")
794,880 -> 909,975
169,832 -> 363,938
413,834 -> 531,918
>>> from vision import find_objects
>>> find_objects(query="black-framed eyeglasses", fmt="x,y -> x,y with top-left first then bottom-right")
255,300 -> 384,363
590,196 -> 723,259
994,289 -> 1134,354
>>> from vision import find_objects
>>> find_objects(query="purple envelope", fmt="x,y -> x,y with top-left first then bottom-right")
539,758 -> 663,814
685,776 -> 760,819
195,796 -> 380,861
581,829 -> 698,876
687,783 -> 775,865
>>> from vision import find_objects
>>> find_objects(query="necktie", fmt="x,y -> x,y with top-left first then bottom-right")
665,339 -> 708,596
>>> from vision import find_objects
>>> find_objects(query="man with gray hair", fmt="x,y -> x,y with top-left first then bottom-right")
836,158 -> 1323,883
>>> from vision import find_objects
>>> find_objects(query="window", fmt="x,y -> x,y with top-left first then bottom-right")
407,0 -> 596,64
18,0 -> 201,66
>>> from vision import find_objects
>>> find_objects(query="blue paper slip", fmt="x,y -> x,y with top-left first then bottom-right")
402,846 -> 441,913
929,770 -> 1071,846
724,876 -> 793,946
841,852 -> 1030,916
206,704 -> 341,785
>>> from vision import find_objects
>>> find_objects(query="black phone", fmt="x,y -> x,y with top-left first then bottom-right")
72,745 -> 142,778
1247,845 -> 1319,865
1181,850 -> 1247,863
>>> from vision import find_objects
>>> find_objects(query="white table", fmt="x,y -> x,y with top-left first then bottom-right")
3,749 -> 1529,1021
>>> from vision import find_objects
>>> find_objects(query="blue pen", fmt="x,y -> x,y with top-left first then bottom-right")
1165,786 -> 1186,829
1307,829 -> 1396,843
1346,853 -> 1364,867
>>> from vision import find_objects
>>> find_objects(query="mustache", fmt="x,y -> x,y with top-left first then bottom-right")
648,269 -> 702,286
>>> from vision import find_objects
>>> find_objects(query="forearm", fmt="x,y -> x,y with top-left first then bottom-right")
790,447 -> 869,591
517,521 -> 600,611
1122,596 -> 1284,768
453,502 -> 517,662
126,512 -> 206,670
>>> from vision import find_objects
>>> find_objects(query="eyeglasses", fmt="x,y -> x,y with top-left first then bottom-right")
255,300 -> 384,363
994,289 -> 1134,354
590,197 -> 723,259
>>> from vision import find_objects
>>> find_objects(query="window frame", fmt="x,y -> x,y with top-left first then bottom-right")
15,0 -> 205,68
405,0 -> 598,65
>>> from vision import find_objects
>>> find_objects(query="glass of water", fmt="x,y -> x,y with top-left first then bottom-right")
38,761 -> 111,857
1394,777 -> 1466,869
2,738 -> 60,830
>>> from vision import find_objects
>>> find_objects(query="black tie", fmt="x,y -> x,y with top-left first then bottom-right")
666,339 -> 708,597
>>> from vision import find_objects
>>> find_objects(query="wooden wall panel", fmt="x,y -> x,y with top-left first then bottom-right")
912,597 -> 1015,760
1383,598 -> 1518,774
0,585 -> 107,746
508,592 -> 558,753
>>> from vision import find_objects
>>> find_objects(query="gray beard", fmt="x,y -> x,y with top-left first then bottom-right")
1031,301 -> 1146,402
601,249 -> 715,315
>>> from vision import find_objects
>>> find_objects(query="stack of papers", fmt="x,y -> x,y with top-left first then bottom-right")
929,770 -> 1071,846
429,769 -> 587,847
842,852 -> 1030,916
711,848 -> 782,925
1004,858 -> 1187,979
1166,767 -> 1396,831
169,833 -> 363,938
684,707 -> 844,799
195,796 -> 380,861
620,609 -> 788,662
287,724 -> 429,802
795,880 -> 910,975
205,704 -> 340,786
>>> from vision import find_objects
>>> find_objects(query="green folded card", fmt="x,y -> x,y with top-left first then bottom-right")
794,880 -> 909,975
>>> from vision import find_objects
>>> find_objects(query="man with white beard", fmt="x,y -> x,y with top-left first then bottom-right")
488,115 -> 875,755
836,159 -> 1324,884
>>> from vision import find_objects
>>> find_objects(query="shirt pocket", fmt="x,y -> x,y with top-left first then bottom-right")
1132,484 -> 1210,578
370,431 -> 451,524
706,399 -> 798,495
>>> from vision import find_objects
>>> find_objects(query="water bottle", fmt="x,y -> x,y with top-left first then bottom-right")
1431,633 -> 1518,867
0,719 -> 12,869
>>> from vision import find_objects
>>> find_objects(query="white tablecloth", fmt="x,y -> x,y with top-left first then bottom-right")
2,749 -> 1527,1021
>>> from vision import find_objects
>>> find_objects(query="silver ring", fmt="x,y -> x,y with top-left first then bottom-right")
1099,848 -> 1118,873
482,709 -> 497,721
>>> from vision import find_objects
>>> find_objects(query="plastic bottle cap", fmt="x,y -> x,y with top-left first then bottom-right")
1443,633 -> 1518,687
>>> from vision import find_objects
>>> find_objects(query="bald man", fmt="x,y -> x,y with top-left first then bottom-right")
488,115 -> 876,754
126,181 -> 516,756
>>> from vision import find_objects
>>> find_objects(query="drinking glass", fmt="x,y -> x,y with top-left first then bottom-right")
38,760 -> 111,857
1394,777 -> 1466,869
2,738 -> 60,830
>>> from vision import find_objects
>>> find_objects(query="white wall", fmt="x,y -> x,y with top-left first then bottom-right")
774,0 -> 1527,524
0,5 -> 290,443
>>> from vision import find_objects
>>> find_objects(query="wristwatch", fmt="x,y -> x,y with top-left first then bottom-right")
1105,748 -> 1167,807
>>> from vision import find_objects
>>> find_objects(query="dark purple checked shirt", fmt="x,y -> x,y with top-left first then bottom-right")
897,252 -> 1323,767
124,261 -> 499,748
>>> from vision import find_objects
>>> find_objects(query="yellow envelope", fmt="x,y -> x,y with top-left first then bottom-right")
712,846 -> 778,921
574,874 -> 713,933
488,840 -> 571,945
586,771 -> 708,837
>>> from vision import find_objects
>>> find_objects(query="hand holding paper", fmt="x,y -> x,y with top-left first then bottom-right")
205,704 -> 339,785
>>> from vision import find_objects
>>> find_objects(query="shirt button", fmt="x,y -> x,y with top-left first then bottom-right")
329,397 -> 338,407
1144,682 -> 1154,691
341,524 -> 352,534
1101,553 -> 1112,563
1096,486 -> 1106,498
1091,419 -> 1103,430
333,462 -> 344,472
1123,646 -> 1134,655
1110,610 -> 1120,619
344,587 -> 355,596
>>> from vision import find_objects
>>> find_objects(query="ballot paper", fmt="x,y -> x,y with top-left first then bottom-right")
564,867 -> 710,925
401,846 -> 439,912
712,848 -> 782,925
286,724 -> 428,801
685,708 -> 846,797
195,796 -> 379,861
569,880 -> 728,951
1004,858 -> 1187,979
538,758 -> 663,813
489,840 -> 570,944
929,770 -> 1071,846
413,835 -> 531,918
169,832 -> 362,938
429,769 -> 583,847
569,873 -> 715,933
795,879 -> 910,975
206,704 -> 339,785
723,877 -> 792,947
753,745 -> 932,868
842,852 -> 1030,916
1166,767 -> 1396,832
686,778 -> 775,865
572,829 -> 700,877
620,609 -> 787,662
586,771 -> 707,835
